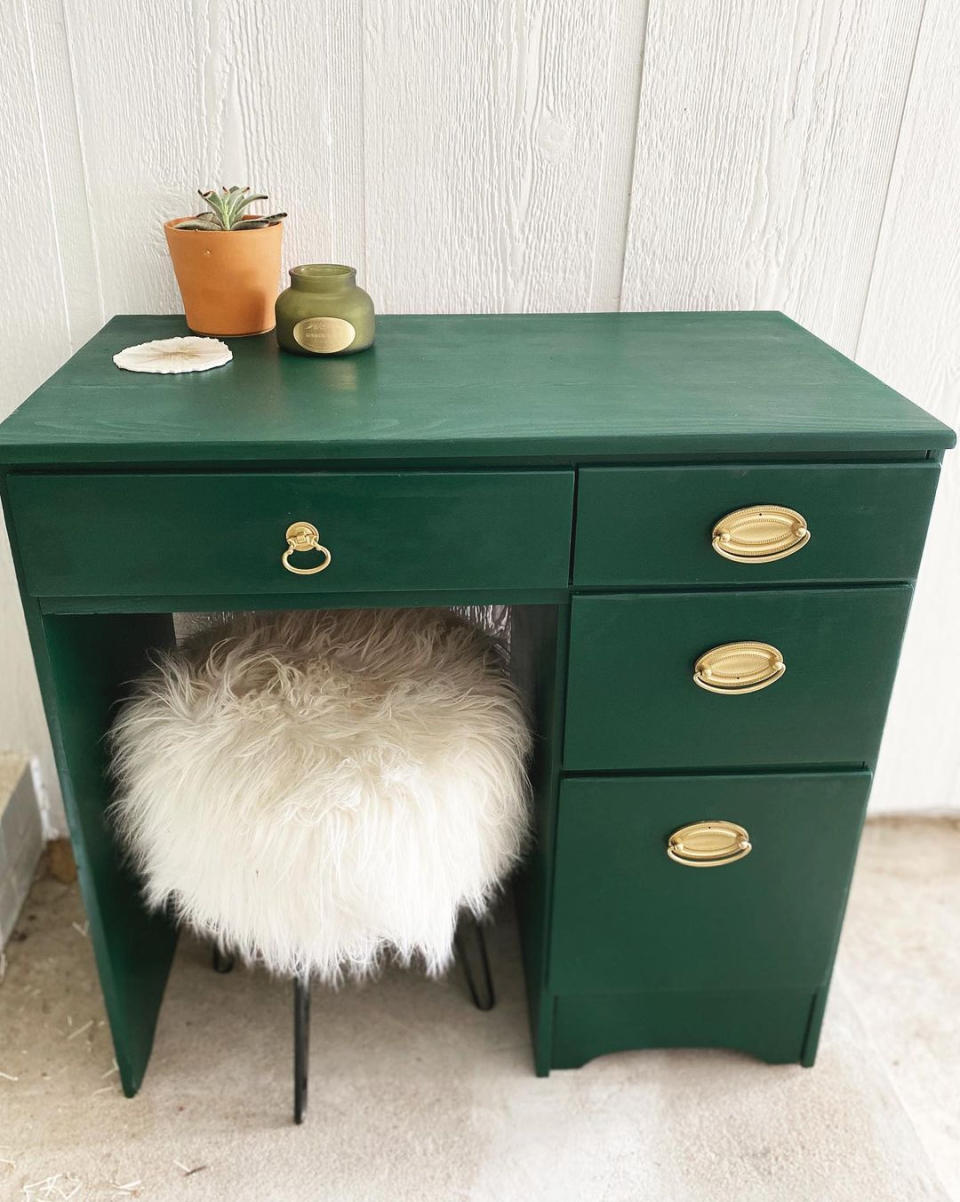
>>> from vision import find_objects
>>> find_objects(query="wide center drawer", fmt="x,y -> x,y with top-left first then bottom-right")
550,771 -> 870,993
7,470 -> 575,597
564,587 -> 912,771
574,461 -> 940,586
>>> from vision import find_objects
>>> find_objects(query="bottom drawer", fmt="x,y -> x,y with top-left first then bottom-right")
550,771 -> 870,994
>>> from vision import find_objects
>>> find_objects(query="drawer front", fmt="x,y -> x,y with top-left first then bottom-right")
574,462 -> 940,586
8,470 -> 575,597
550,772 -> 870,993
564,587 -> 912,770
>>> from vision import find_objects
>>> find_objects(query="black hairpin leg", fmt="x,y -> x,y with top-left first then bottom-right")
212,946 -> 235,973
455,915 -> 495,1011
294,973 -> 311,1124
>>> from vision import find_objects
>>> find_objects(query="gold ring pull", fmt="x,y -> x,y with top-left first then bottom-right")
281,521 -> 332,576
667,820 -> 752,867
693,641 -> 784,694
712,504 -> 810,563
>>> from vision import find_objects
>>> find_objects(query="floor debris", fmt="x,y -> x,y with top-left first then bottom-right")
21,1174 -> 82,1200
174,1160 -> 208,1177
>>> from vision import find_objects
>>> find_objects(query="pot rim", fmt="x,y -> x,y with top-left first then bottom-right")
164,216 -> 284,233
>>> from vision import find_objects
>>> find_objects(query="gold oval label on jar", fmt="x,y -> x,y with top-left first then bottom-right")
293,316 -> 356,354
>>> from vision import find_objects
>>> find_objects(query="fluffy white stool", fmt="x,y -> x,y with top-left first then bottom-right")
109,608 -> 530,1119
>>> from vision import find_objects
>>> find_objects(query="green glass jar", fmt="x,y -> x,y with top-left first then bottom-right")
275,264 -> 375,356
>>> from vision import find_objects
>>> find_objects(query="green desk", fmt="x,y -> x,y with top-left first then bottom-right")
0,312 -> 952,1095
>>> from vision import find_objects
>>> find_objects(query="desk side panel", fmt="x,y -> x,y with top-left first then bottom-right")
0,464 -> 181,1101
32,609 -> 179,1095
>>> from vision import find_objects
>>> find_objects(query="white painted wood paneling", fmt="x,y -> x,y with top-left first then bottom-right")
856,0 -> 960,814
621,0 -> 925,353
61,0 -> 213,315
361,0 -> 645,313
27,0 -> 103,345
200,0 -> 367,284
1,0 -> 75,830
1,1 -> 957,828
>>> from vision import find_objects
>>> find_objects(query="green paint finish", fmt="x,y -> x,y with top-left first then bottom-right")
552,988 -> 817,1069
8,470 -> 574,597
510,605 -> 570,1076
574,461 -> 941,586
564,587 -> 913,771
38,588 -> 572,617
0,312 -> 952,466
26,610 -> 178,1096
0,310 -> 950,1091
550,773 -> 870,994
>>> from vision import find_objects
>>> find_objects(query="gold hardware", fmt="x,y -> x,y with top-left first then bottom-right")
693,641 -> 785,694
281,521 -> 332,576
667,820 -> 752,867
712,505 -> 810,563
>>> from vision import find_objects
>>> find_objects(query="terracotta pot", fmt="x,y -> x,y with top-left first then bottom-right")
164,218 -> 283,336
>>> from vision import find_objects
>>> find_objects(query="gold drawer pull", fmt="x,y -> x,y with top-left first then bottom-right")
712,504 -> 810,563
693,641 -> 784,694
667,820 -> 752,867
281,521 -> 332,576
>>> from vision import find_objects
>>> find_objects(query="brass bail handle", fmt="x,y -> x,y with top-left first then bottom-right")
693,641 -> 785,695
667,820 -> 752,867
712,504 -> 810,564
282,521 -> 332,576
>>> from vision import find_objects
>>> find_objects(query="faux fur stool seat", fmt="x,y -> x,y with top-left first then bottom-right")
109,608 -> 530,983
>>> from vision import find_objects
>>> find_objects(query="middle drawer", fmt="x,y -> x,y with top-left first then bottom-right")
564,587 -> 912,771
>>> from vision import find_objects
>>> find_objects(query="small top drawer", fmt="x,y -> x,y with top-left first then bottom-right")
7,469 -> 574,598
573,462 -> 940,586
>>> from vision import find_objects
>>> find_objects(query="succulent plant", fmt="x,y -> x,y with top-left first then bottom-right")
174,186 -> 286,231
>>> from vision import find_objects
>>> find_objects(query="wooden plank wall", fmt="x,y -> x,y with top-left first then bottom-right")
1,0 -> 957,823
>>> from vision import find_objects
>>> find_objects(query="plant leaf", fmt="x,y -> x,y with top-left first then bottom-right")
204,189 -> 230,225
237,193 -> 268,213
173,219 -> 222,230
222,186 -> 249,228
184,186 -> 278,229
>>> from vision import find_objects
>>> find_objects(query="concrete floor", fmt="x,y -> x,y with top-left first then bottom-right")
1,817 -> 958,1202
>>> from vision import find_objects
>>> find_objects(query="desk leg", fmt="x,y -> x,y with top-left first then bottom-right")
24,607 -> 179,1097
511,604 -> 569,1077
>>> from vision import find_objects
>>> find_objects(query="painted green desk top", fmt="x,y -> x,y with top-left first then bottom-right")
0,312 -> 952,467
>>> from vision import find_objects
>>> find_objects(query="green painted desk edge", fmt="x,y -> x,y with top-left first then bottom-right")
0,312 -> 953,465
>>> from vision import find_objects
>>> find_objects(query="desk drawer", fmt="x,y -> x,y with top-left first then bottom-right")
8,470 -> 574,597
550,772 -> 870,993
564,587 -> 912,770
574,462 -> 940,586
